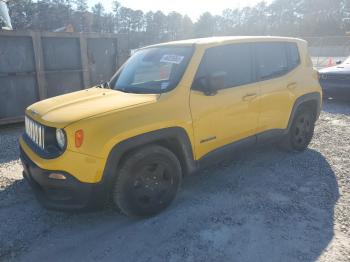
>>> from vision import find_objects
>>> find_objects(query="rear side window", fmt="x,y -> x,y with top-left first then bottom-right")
193,43 -> 254,90
255,42 -> 300,81
255,42 -> 288,80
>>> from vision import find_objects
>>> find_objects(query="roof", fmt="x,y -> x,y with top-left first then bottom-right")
144,36 -> 305,49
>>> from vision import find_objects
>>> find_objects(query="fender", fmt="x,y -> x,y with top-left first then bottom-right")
287,92 -> 322,131
99,127 -> 197,193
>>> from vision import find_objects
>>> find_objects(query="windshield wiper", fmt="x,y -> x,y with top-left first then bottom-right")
97,81 -> 110,89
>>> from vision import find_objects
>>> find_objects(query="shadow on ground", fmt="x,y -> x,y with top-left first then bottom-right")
0,146 -> 339,262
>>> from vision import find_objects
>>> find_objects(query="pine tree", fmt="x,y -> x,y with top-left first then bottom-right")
92,2 -> 104,32
74,0 -> 87,12
113,0 -> 121,32
73,0 -> 88,32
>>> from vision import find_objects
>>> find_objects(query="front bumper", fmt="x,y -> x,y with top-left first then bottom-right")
319,81 -> 350,99
20,147 -> 107,210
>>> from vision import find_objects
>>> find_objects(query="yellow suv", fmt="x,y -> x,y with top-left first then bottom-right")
20,36 -> 322,217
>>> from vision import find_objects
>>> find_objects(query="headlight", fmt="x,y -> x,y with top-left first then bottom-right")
56,128 -> 66,150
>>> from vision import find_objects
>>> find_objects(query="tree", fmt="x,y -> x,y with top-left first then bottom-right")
8,0 -> 35,29
73,0 -> 88,32
113,0 -> 121,32
166,12 -> 183,40
92,2 -> 104,32
195,12 -> 218,37
180,15 -> 194,39
130,9 -> 144,32
6,0 -> 350,42
74,0 -> 87,12
118,7 -> 132,33
144,10 -> 167,43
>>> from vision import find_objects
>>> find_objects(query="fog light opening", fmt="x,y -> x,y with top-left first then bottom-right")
49,173 -> 67,180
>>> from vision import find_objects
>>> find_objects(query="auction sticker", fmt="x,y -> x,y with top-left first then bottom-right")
160,54 -> 184,64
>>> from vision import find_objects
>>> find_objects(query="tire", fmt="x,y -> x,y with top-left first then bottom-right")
282,106 -> 316,152
112,145 -> 182,217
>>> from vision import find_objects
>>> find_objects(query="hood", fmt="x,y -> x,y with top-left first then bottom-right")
319,64 -> 350,74
26,88 -> 159,127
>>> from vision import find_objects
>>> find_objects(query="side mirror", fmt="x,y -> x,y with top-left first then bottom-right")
193,71 -> 227,96
206,72 -> 226,95
336,60 -> 342,65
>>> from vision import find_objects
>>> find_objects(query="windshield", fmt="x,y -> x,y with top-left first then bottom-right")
110,46 -> 193,94
343,57 -> 350,64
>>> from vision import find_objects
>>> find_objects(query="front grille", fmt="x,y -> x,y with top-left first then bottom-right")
25,116 -> 45,150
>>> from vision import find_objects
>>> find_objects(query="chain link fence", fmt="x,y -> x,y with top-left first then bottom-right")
304,36 -> 350,69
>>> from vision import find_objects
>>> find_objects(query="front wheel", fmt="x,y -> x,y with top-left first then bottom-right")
112,145 -> 182,217
282,106 -> 316,152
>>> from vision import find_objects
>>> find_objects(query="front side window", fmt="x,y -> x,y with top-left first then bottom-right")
110,46 -> 193,94
193,43 -> 254,91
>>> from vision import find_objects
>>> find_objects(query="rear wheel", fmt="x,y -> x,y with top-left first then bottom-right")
112,145 -> 182,217
282,106 -> 315,152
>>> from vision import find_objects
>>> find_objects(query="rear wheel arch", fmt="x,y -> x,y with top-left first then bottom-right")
287,92 -> 321,131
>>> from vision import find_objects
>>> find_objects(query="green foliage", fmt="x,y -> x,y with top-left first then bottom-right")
6,0 -> 350,45
91,3 -> 104,32
74,0 -> 87,12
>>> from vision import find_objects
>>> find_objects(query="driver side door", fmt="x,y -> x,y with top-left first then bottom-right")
190,43 -> 260,160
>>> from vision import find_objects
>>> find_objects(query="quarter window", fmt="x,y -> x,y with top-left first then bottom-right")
287,42 -> 301,70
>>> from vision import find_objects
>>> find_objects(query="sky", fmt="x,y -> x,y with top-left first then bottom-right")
87,0 -> 271,21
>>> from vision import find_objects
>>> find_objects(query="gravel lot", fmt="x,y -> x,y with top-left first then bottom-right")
0,100 -> 349,262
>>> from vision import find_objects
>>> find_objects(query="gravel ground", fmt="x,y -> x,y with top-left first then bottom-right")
0,100 -> 349,262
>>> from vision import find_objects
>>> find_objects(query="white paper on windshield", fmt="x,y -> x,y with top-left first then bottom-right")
160,55 -> 184,64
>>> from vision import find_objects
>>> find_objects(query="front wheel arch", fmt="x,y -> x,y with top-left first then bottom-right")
99,127 -> 196,199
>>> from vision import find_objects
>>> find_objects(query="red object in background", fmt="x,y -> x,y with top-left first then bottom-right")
327,57 -> 334,67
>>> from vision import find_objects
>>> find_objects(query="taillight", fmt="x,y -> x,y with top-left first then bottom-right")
75,130 -> 84,148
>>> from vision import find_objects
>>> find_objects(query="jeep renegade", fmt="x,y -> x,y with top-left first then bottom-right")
20,36 -> 322,217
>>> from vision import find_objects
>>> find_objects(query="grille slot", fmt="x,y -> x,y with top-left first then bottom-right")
25,116 -> 45,150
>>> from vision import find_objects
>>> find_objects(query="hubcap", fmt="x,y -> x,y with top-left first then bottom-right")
132,163 -> 174,207
294,114 -> 312,145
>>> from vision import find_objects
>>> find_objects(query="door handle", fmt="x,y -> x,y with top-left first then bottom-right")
287,82 -> 297,90
242,93 -> 257,101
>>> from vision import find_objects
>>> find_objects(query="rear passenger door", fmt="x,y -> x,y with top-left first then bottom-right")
255,42 -> 301,135
190,43 -> 260,159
